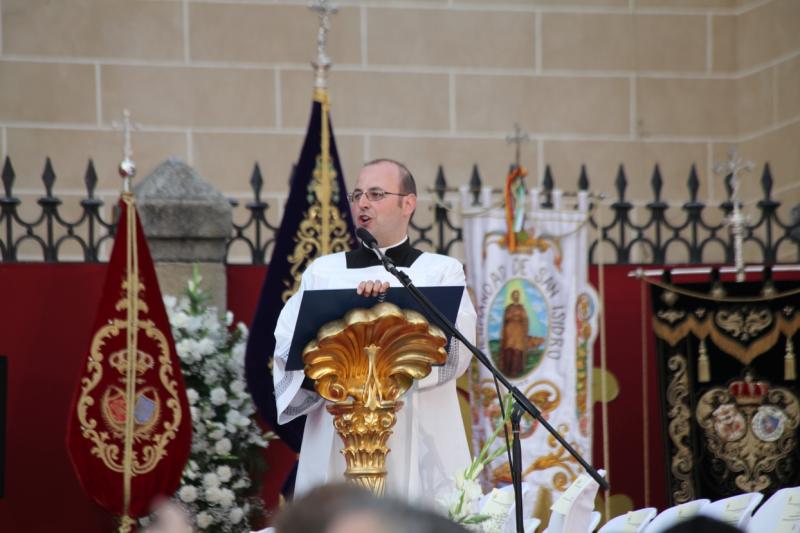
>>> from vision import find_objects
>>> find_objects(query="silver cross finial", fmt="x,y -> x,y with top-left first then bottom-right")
714,148 -> 754,282
310,0 -> 337,89
505,123 -> 530,169
113,109 -> 139,192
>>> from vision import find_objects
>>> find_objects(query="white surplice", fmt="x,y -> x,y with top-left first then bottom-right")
272,248 -> 477,503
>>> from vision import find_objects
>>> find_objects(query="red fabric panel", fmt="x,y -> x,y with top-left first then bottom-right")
227,265 -> 298,513
0,263 -> 114,531
589,265 -> 667,511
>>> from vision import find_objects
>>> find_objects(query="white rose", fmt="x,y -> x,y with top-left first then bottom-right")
219,488 -> 235,508
225,409 -> 241,426
196,511 -> 213,529
232,478 -> 250,489
186,315 -> 204,333
176,339 -> 194,361
209,429 -> 225,441
202,406 -> 215,419
225,311 -> 234,327
215,438 -> 232,455
186,389 -> 199,405
205,486 -> 222,504
204,370 -> 220,386
216,465 -> 232,483
229,507 -> 244,524
210,387 -> 228,406
178,485 -> 198,503
195,337 -> 215,356
231,380 -> 247,396
163,295 -> 177,310
172,312 -> 191,330
202,472 -> 220,488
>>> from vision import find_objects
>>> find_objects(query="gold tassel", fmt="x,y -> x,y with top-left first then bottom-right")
785,336 -> 796,381
697,338 -> 710,383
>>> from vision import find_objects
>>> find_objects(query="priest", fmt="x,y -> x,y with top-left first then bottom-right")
272,158 -> 477,503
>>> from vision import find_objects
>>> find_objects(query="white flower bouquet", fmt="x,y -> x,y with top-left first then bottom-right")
439,393 -> 514,531
159,268 -> 273,531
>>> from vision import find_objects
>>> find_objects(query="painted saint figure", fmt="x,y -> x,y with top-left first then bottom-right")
500,290 -> 528,377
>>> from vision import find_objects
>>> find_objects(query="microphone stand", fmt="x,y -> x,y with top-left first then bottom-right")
367,242 -> 609,532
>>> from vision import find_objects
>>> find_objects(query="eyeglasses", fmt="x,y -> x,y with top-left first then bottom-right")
347,188 -> 411,203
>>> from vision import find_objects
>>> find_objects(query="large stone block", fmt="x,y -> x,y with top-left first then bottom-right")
542,13 -> 706,72
101,65 -> 275,128
0,61 -> 95,123
367,8 -> 535,68
1,0 -> 182,60
134,158 -> 232,263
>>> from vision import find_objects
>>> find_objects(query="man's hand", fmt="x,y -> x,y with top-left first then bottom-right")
357,279 -> 390,297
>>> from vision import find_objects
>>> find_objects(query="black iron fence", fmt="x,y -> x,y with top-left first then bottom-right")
2,156 -> 799,265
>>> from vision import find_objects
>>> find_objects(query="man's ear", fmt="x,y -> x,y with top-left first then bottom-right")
403,194 -> 417,216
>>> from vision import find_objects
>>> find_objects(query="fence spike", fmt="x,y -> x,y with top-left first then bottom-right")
434,165 -> 447,200
250,162 -> 264,202
687,164 -> 700,202
84,160 -> 98,198
615,164 -> 627,201
578,164 -> 589,191
42,158 -> 56,197
469,164 -> 482,205
761,163 -> 773,199
543,165 -> 554,192
651,164 -> 663,201
2,156 -> 14,197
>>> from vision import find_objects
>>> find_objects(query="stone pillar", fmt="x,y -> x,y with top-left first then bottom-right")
134,157 -> 232,311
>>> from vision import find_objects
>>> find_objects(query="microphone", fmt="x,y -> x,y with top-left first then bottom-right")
356,227 -> 379,250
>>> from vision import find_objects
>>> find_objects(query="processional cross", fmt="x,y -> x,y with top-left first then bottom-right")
714,148 -> 754,282
505,122 -> 530,169
310,0 -> 337,89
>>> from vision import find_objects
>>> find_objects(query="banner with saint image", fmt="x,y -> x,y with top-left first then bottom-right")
462,174 -> 598,513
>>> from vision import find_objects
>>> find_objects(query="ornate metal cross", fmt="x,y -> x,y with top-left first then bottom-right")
505,122 -> 530,169
310,0 -> 337,88
714,148 -> 754,282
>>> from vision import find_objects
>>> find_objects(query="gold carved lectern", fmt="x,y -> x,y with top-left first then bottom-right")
302,302 -> 447,496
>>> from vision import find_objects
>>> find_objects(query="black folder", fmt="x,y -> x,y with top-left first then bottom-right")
286,286 -> 464,371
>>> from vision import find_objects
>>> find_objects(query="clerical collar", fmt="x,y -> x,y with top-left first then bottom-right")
345,235 -> 423,269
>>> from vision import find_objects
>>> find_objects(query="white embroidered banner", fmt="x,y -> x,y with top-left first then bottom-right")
461,185 -> 599,509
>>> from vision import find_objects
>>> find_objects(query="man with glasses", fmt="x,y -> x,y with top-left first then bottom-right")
272,158 -> 477,504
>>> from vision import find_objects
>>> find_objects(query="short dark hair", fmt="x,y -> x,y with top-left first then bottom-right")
363,158 -> 416,195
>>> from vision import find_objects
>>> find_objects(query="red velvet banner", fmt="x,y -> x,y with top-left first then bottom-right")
66,197 -> 192,523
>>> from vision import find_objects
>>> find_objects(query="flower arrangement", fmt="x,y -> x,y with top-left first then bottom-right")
160,269 -> 273,531
439,393 -> 516,532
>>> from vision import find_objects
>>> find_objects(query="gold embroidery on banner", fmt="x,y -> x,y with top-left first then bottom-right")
76,305 -> 182,475
715,308 -> 772,341
652,312 -> 800,366
282,90 -> 350,302
695,380 -> 800,493
666,353 -> 694,504
657,309 -> 686,325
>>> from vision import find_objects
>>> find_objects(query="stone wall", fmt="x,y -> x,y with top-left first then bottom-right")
1,0 -> 798,259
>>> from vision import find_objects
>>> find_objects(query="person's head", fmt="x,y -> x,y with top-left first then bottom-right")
350,159 -> 417,247
272,483 -> 376,533
661,516 -> 743,533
